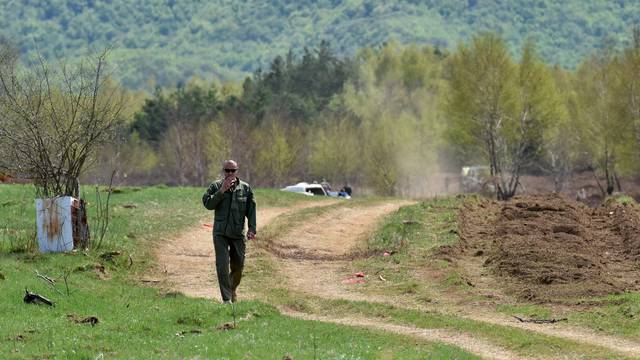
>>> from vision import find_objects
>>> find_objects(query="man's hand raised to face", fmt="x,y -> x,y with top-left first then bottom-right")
220,175 -> 236,192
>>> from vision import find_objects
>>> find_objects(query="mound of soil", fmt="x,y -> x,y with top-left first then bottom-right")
456,194 -> 640,301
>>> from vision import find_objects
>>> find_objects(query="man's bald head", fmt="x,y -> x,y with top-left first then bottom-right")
223,160 -> 238,169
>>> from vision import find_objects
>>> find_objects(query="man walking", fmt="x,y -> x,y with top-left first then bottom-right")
202,160 -> 256,303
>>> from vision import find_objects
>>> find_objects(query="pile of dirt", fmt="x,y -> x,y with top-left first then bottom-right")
455,194 -> 640,301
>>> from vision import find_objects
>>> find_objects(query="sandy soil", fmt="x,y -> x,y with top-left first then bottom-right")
437,194 -> 640,357
268,197 -> 640,358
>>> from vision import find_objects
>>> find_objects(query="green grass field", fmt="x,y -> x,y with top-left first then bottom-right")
0,184 -> 477,359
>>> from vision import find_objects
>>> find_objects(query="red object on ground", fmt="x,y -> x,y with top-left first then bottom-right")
383,251 -> 390,256
342,272 -> 366,284
203,223 -> 213,228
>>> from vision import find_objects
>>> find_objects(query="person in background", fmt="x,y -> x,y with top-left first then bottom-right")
202,160 -> 256,304
320,178 -> 332,193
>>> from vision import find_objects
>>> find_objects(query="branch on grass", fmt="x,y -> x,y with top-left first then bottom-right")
34,269 -> 63,295
62,270 -> 71,296
34,269 -> 55,285
514,316 -> 567,324
94,169 -> 116,250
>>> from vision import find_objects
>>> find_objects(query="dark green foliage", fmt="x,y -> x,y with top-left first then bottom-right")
2,1 -> 639,89
132,41 -> 350,138
242,41 -> 352,124
131,83 -> 221,144
130,89 -> 172,144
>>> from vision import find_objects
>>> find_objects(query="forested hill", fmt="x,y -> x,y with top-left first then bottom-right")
3,0 -> 639,89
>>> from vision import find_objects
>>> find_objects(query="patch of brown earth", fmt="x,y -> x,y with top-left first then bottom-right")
272,201 -> 414,302
453,194 -> 640,301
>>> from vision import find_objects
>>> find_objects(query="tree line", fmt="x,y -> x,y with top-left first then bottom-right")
3,30 -> 640,199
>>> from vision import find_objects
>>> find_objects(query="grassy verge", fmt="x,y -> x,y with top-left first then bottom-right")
568,293 -> 640,339
364,197 -> 460,254
316,295 -> 628,359
0,184 -> 477,359
495,303 -> 552,319
351,197 -> 465,302
1,184 -> 209,254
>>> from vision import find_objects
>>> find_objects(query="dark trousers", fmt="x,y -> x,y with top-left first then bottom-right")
213,234 -> 245,302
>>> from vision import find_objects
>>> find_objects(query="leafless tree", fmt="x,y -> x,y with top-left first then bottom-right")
0,43 -> 125,198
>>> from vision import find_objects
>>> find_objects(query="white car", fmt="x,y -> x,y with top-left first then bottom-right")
281,182 -> 351,199
281,182 -> 327,196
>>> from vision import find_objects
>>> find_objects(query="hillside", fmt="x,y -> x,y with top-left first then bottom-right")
1,0 -> 639,88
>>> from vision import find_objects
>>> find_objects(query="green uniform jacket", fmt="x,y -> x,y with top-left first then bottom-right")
202,178 -> 257,239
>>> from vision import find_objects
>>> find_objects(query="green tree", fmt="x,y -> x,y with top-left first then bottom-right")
361,116 -> 400,196
204,121 -> 231,181
117,131 -> 159,181
574,53 -> 630,195
446,34 -> 560,200
510,41 -> 564,187
253,120 -> 298,187
5,0 -> 640,89
446,33 -> 518,199
131,82 -> 221,145
241,42 -> 351,125
614,28 -> 640,174
308,116 -> 359,185
130,88 -> 171,144
543,67 -> 575,191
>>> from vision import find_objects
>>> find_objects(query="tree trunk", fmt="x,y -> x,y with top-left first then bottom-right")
593,169 -> 607,198
614,171 -> 623,192
73,198 -> 91,250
